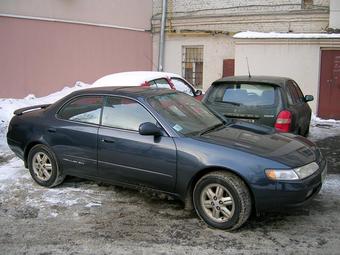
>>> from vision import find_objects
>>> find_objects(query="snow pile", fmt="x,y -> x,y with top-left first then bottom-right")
234,31 -> 340,39
0,81 -> 90,155
308,113 -> 340,141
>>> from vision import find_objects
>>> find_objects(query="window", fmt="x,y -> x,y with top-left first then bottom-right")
102,97 -> 156,131
58,96 -> 103,125
149,78 -> 172,89
207,83 -> 277,106
148,93 -> 222,135
182,46 -> 203,88
287,81 -> 301,105
171,78 -> 194,96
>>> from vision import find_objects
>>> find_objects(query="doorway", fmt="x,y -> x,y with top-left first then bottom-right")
318,50 -> 340,119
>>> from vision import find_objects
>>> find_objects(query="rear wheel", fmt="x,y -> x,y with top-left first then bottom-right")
28,144 -> 65,187
193,171 -> 251,230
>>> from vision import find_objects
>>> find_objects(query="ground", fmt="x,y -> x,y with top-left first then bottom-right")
0,87 -> 340,254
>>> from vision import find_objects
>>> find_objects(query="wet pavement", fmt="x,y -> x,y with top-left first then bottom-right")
315,135 -> 340,174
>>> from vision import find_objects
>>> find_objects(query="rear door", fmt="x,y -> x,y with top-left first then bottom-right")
97,96 -> 177,192
204,82 -> 280,126
50,95 -> 103,177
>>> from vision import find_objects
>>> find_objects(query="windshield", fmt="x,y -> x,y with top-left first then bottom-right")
148,92 -> 223,135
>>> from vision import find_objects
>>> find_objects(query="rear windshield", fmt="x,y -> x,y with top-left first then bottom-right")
207,83 -> 278,107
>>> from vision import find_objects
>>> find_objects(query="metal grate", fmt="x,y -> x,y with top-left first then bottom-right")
182,46 -> 203,88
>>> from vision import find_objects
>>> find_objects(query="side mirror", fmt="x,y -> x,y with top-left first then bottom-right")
195,90 -> 203,96
139,122 -> 162,136
304,95 -> 314,102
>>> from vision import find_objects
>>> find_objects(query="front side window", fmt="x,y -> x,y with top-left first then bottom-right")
171,78 -> 194,96
182,46 -> 203,88
148,92 -> 223,135
58,96 -> 103,125
207,83 -> 277,107
102,97 -> 156,131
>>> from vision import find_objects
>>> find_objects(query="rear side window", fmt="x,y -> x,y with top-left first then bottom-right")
208,83 -> 277,106
102,97 -> 156,131
58,96 -> 103,125
149,78 -> 172,89
287,81 -> 302,105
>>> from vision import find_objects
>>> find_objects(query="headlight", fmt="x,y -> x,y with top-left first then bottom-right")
265,162 -> 319,181
294,162 -> 319,179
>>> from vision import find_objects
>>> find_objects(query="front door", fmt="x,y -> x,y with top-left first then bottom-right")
97,96 -> 177,192
318,50 -> 340,119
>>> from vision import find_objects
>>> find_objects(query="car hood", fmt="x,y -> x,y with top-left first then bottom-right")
193,121 -> 318,168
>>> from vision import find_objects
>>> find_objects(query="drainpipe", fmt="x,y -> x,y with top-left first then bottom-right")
158,0 -> 167,72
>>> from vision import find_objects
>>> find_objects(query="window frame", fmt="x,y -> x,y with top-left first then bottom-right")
182,46 -> 204,89
56,95 -> 104,126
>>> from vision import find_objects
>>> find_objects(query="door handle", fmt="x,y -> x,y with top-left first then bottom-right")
100,138 -> 115,143
48,127 -> 56,133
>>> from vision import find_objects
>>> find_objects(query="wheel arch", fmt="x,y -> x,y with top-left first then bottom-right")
184,166 -> 256,213
24,141 -> 47,168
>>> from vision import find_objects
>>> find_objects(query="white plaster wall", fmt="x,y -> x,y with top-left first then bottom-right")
154,34 -> 234,91
235,42 -> 320,112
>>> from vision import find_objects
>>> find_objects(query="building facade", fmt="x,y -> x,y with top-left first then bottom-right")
152,0 -> 340,118
0,0 -> 153,98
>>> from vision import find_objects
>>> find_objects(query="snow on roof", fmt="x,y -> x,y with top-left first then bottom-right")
234,31 -> 340,39
92,71 -> 182,87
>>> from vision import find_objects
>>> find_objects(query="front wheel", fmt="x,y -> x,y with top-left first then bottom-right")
28,144 -> 65,187
193,171 -> 251,230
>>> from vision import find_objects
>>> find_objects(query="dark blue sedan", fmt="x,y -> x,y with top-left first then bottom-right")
7,87 -> 327,230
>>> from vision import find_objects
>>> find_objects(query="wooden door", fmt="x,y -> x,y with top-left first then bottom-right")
318,50 -> 340,119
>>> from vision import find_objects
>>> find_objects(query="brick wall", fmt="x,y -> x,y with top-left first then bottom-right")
152,0 -> 330,33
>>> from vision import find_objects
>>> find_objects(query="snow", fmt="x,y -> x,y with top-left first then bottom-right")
308,114 -> 340,141
234,31 -> 340,39
92,71 -> 182,87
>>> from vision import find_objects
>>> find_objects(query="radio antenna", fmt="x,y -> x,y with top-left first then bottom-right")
246,57 -> 251,78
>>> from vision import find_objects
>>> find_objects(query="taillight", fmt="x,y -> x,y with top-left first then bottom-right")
275,110 -> 292,132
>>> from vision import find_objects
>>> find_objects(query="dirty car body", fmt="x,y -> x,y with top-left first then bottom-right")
7,87 -> 326,230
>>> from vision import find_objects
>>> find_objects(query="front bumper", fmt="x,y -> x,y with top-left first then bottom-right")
255,159 -> 327,212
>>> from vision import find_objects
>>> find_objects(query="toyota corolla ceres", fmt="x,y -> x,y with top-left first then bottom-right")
7,87 -> 327,230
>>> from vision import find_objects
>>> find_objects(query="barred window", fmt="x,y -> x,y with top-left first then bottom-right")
182,46 -> 203,88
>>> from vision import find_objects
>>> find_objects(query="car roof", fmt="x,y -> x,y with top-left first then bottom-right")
213,76 -> 292,87
92,71 -> 182,87
68,86 -> 176,99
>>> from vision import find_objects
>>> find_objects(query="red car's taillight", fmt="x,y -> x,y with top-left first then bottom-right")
275,110 -> 292,132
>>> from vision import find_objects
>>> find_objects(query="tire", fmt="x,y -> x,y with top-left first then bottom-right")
193,171 -> 251,230
27,144 -> 65,187
304,125 -> 310,137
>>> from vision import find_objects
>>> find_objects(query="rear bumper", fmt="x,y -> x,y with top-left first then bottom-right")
254,161 -> 327,212
7,137 -> 24,160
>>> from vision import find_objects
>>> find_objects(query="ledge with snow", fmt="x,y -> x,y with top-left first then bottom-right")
233,31 -> 340,39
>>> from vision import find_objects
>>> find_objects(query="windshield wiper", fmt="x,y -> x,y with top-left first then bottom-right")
215,100 -> 242,106
198,123 -> 225,136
